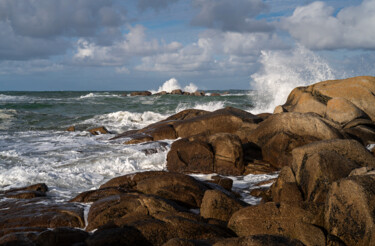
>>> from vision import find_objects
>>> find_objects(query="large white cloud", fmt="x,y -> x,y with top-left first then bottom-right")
73,25 -> 182,66
281,0 -> 375,50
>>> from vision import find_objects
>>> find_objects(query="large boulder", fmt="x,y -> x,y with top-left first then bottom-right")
86,193 -> 184,231
228,202 -> 326,246
0,198 -> 85,230
172,107 -> 262,138
324,175 -> 375,245
167,138 -> 215,174
280,76 -> 375,121
130,91 -> 152,96
200,190 -> 247,222
290,139 -> 375,203
207,133 -> 244,175
270,166 -> 303,204
99,171 -> 209,208
247,112 -> 345,168
213,235 -> 305,246
326,97 -> 370,125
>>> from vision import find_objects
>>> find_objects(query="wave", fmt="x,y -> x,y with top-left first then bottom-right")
175,101 -> 225,112
151,78 -> 198,94
0,94 -> 30,102
78,92 -> 122,99
250,45 -> 336,114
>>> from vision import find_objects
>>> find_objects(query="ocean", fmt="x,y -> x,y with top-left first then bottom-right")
0,90 -> 281,204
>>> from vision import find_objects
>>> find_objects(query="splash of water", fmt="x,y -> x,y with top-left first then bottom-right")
250,45 -> 336,114
152,78 -> 198,94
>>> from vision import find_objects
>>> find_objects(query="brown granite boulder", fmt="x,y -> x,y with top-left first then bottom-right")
173,107 -> 262,138
208,133 -> 244,175
270,166 -> 303,204
167,138 -> 215,174
228,202 -> 325,246
171,89 -> 183,95
35,228 -> 89,246
163,238 -> 212,246
99,171 -> 209,208
324,175 -> 375,246
326,97 -> 370,125
247,112 -> 345,168
86,193 -> 184,231
208,176 -> 233,191
88,126 -> 110,135
85,225 -> 151,246
130,91 -> 152,96
213,235 -> 305,246
0,198 -> 85,230
290,139 -> 375,204
70,187 -> 133,203
343,119 -> 375,145
279,76 -> 375,121
200,190 -> 247,222
2,183 -> 48,199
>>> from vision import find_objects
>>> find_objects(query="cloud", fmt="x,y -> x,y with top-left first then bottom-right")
0,22 -> 69,60
73,25 -> 182,66
0,59 -> 64,75
137,0 -> 179,12
281,0 -> 375,50
0,0 -> 126,38
191,0 -> 273,33
137,30 -> 287,74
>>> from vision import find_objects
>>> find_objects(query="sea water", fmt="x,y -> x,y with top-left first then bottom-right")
0,47 -> 338,204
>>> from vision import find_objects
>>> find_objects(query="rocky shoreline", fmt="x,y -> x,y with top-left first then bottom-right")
1,76 -> 375,246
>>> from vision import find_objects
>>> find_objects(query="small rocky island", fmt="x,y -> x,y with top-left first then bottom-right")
1,76 -> 375,246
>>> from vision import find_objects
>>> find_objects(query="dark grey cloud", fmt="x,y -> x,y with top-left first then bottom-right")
191,0 -> 274,33
0,0 -> 126,38
137,0 -> 179,12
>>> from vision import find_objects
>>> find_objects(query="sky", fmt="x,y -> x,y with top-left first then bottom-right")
0,0 -> 374,91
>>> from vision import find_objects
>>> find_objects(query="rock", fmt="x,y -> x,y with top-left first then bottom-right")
183,92 -> 191,95
141,124 -> 177,141
0,199 -> 85,230
167,138 -> 215,174
86,193 -> 184,231
163,238 -> 212,246
171,89 -> 183,95
208,133 -> 244,175
156,91 -> 168,95
290,139 -> 375,203
244,160 -> 278,175
35,228 -> 89,246
324,175 -> 375,246
193,91 -> 205,96
2,183 -> 48,199
130,91 -> 152,96
326,97 -> 370,125
0,232 -> 38,246
282,76 -> 375,121
349,166 -> 375,176
271,166 -> 303,204
70,187 -> 132,203
88,126 -> 110,135
213,235 -> 305,246
129,213 -> 234,246
228,202 -> 326,246
200,190 -> 247,222
99,171 -> 209,208
343,121 -> 375,145
164,109 -> 209,121
173,107 -> 262,138
210,93 -> 220,97
66,126 -> 75,132
247,112 -> 345,168
85,226 -> 151,246
124,134 -> 153,144
273,105 -> 287,114
209,176 -> 233,191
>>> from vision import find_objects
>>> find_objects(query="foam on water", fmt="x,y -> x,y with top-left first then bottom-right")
175,101 -> 225,112
250,45 -> 336,114
0,130 -> 171,200
78,92 -> 122,99
82,110 -> 167,133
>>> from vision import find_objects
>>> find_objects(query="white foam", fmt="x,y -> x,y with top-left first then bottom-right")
151,78 -> 199,94
367,144 -> 375,151
78,92 -> 121,99
0,109 -> 17,130
0,130 -> 171,199
175,101 -> 225,113
81,110 -> 167,133
250,45 -> 336,114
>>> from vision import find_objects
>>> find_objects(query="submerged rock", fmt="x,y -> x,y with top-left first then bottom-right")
130,91 -> 152,96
